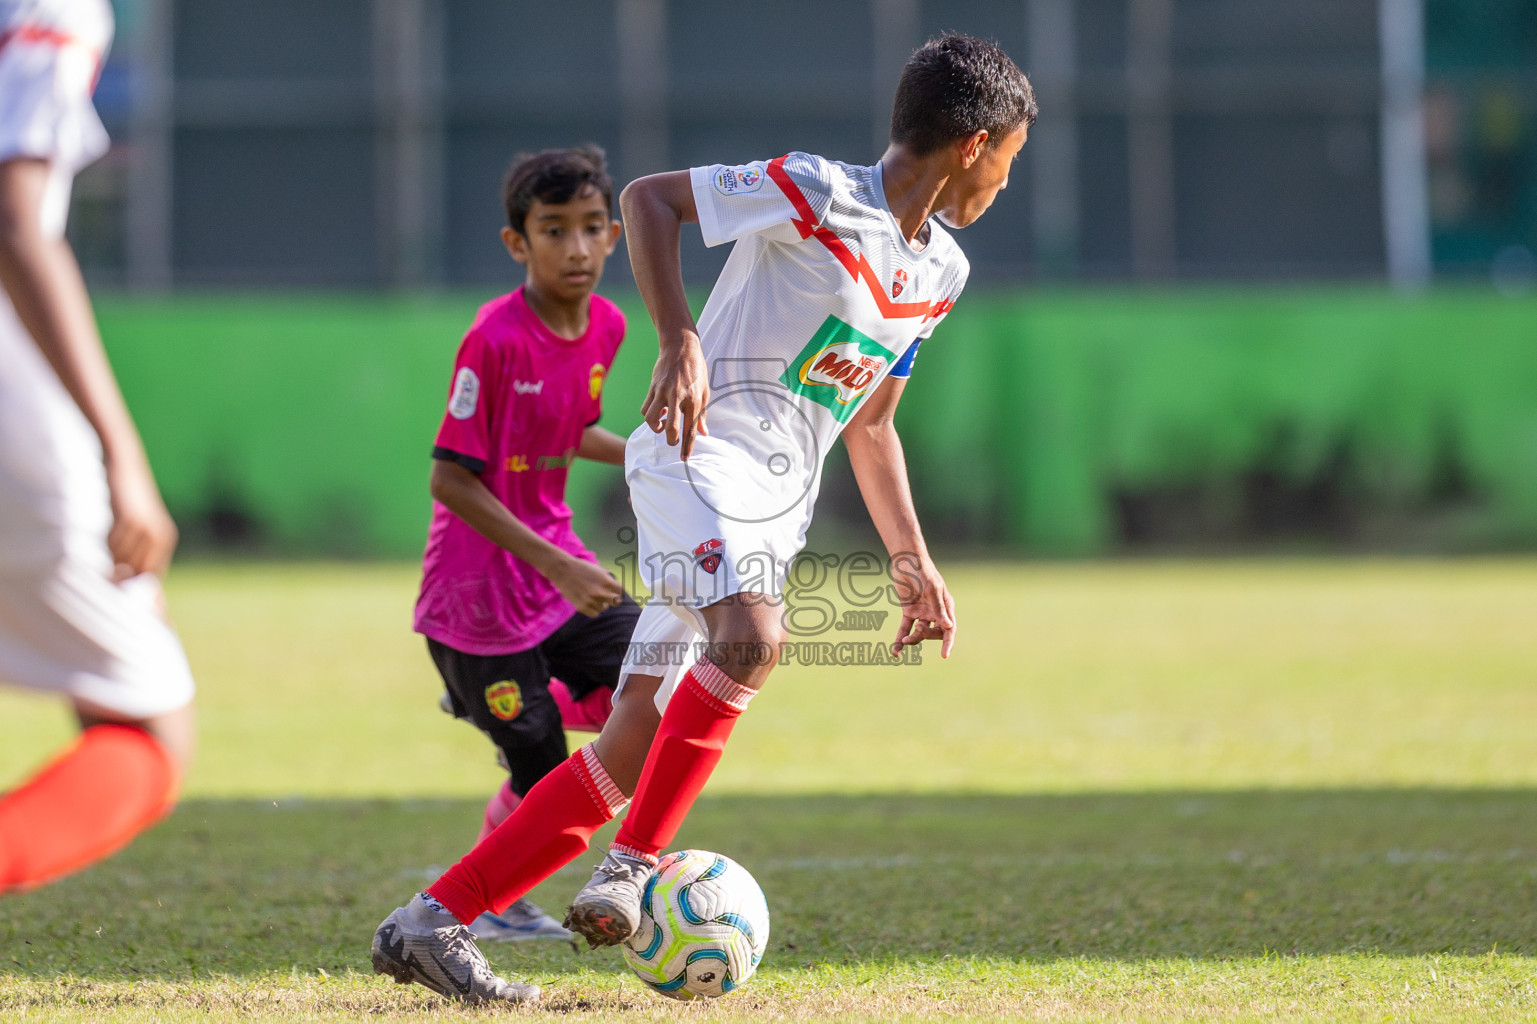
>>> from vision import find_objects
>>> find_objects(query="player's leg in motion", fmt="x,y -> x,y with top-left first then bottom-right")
0,702 -> 191,893
427,639 -> 578,943
371,674 -> 663,1001
564,595 -> 783,947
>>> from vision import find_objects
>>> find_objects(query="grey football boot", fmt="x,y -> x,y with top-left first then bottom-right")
371,900 -> 540,1004
563,849 -> 655,948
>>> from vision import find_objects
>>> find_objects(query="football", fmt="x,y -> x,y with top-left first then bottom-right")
621,849 -> 770,1000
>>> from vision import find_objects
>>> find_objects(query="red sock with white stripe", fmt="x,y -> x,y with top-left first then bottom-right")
427,743 -> 627,924
610,659 -> 757,862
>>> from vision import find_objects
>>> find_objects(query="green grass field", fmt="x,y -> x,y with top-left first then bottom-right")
2,559 -> 1535,1021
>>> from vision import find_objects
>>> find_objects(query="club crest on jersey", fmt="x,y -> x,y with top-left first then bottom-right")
693,538 -> 724,575
448,367 -> 480,419
589,362 -> 606,400
485,680 -> 523,720
714,165 -> 765,196
892,267 -> 908,298
780,315 -> 897,423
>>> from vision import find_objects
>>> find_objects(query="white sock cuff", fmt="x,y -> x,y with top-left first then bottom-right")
576,743 -> 630,817
610,842 -> 659,866
687,657 -> 757,713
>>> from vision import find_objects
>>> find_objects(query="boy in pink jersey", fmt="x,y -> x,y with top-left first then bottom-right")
373,38 -> 1035,1004
407,147 -> 638,959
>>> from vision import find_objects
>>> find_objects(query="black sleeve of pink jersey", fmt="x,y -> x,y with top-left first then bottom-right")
431,330 -> 496,473
431,445 -> 487,475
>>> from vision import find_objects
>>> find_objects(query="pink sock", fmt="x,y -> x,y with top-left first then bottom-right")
476,779 -> 522,843
550,678 -> 613,734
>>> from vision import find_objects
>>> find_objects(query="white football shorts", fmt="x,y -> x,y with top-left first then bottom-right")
616,425 -> 810,713
0,315 -> 195,720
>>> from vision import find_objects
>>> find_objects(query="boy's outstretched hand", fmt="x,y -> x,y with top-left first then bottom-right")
548,555 -> 625,618
892,559 -> 957,659
106,455 -> 178,579
640,332 -> 709,459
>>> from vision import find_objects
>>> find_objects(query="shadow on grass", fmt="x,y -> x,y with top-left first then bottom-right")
2,791 -> 1532,980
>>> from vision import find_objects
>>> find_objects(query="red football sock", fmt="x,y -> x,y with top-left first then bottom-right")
0,724 -> 179,892
611,659 -> 756,862
475,779 -> 521,843
427,743 -> 628,923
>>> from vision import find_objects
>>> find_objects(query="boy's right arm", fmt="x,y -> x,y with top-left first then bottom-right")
429,459 -> 622,617
620,171 -> 710,459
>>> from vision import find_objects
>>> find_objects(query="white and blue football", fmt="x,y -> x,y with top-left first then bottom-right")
621,849 -> 770,1000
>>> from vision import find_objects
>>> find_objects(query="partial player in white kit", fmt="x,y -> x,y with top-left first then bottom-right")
370,35 -> 1034,1003
0,0 -> 195,893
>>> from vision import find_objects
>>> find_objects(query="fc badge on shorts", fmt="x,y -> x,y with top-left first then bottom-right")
693,538 -> 724,574
485,680 -> 523,720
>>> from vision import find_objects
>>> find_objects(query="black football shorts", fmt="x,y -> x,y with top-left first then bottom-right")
428,594 -> 641,795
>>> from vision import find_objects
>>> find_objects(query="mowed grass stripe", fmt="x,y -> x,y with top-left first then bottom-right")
2,559 -> 1533,797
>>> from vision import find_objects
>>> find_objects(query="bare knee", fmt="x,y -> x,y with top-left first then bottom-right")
74,699 -> 195,772
701,598 -> 787,689
591,675 -> 664,796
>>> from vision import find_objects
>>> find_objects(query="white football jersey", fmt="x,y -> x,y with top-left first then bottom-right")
626,151 -> 969,534
0,0 -> 114,563
0,0 -> 112,238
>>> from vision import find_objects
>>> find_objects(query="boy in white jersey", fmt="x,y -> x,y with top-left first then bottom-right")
371,35 -> 1034,1001
0,0 -> 196,893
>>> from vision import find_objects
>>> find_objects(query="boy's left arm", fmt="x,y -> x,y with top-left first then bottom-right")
577,424 -> 626,466
842,375 -> 957,659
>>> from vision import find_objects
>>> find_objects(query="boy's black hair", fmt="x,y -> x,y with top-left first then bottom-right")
889,35 -> 1037,156
502,144 -> 613,236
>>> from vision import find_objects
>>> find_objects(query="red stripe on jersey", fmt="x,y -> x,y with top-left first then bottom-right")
766,155 -> 955,324
0,24 -> 105,90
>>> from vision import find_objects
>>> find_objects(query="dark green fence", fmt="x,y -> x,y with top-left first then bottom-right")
99,290 -> 1537,557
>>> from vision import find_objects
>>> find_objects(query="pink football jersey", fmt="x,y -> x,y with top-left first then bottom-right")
414,288 -> 625,654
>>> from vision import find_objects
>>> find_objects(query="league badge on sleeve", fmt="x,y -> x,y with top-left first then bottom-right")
448,367 -> 480,420
693,538 -> 724,575
714,166 -> 765,196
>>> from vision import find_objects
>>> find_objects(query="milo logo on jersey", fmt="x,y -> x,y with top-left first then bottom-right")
781,315 -> 897,422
